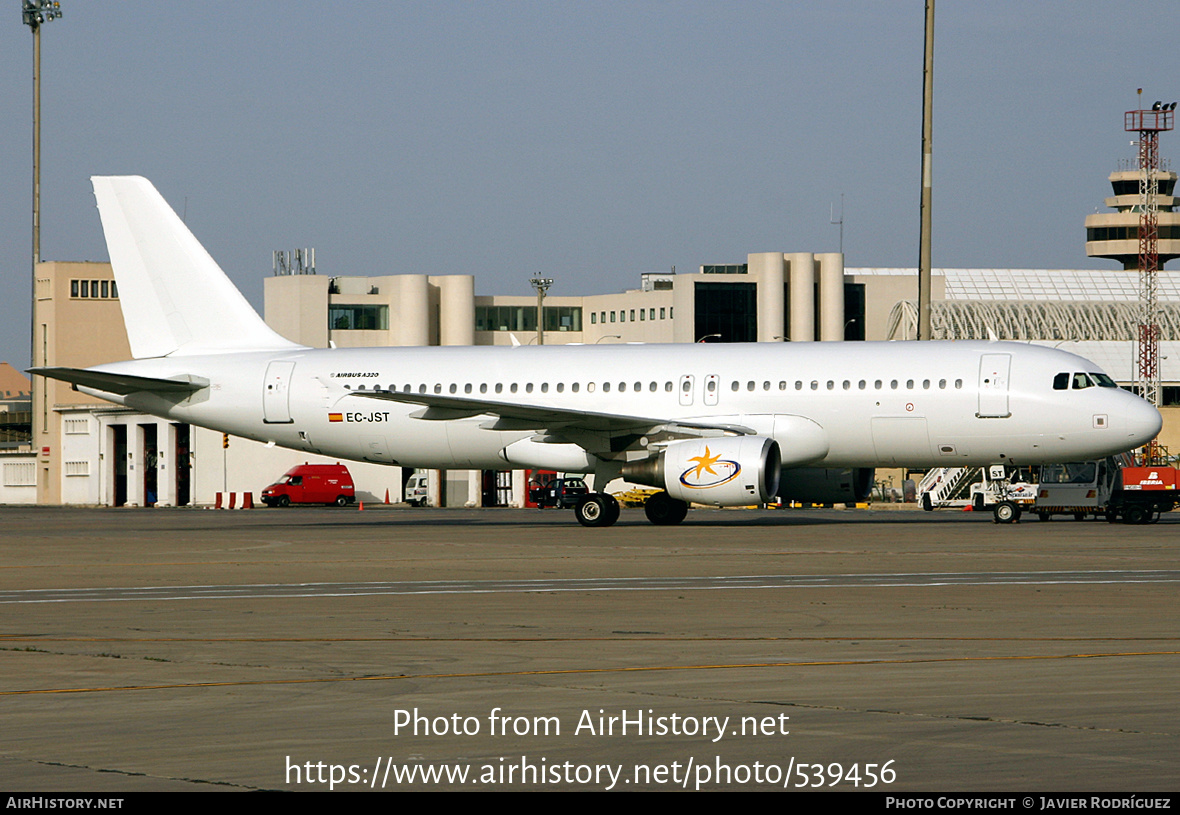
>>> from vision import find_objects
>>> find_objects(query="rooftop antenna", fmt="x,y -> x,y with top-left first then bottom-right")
829,193 -> 844,255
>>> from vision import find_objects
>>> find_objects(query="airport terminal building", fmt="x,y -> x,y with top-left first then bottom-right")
6,158 -> 1177,506
6,239 -> 1180,507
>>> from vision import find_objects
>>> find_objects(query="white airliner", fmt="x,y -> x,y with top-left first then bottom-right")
34,177 -> 1162,526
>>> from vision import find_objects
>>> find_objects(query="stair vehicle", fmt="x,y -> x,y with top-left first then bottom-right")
919,465 -> 1037,523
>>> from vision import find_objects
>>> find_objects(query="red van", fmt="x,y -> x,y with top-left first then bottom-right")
261,463 -> 356,507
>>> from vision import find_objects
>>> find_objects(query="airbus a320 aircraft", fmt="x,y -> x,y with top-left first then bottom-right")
34,177 -> 1162,526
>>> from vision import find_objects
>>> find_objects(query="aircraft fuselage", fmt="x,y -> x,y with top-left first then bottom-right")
84,339 -> 1160,473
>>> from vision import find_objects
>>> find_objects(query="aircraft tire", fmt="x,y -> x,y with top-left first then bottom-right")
603,493 -> 620,526
993,501 -> 1020,524
644,491 -> 688,525
575,493 -> 619,528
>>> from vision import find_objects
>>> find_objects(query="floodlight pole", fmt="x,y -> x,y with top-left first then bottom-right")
23,1 -> 62,367
530,276 -> 553,346
917,0 -> 934,341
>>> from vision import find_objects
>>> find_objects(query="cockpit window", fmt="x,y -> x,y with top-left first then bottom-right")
1072,373 -> 1094,390
1091,373 -> 1117,388
1053,372 -> 1069,390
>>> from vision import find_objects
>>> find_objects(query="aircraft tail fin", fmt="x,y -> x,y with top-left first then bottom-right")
91,176 -> 303,358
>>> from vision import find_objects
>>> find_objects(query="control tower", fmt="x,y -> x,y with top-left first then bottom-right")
1085,163 -> 1180,269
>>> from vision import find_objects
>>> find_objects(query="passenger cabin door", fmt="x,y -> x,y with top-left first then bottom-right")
263,361 -> 296,424
977,353 -> 1011,418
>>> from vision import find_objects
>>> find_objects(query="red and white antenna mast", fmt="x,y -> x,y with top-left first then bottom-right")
1125,96 -> 1173,462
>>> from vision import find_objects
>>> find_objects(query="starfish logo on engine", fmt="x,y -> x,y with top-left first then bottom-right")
679,445 -> 741,489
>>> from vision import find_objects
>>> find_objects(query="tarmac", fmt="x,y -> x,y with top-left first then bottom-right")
0,504 -> 1177,792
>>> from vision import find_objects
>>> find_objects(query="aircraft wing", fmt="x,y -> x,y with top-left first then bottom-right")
30,367 -> 209,396
349,390 -> 754,438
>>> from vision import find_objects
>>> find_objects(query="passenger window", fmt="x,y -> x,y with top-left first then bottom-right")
826,381 -> 834,390
571,383 -> 579,393
763,381 -> 770,391
603,382 -> 611,392
1053,373 -> 1069,390
449,384 -> 457,394
906,379 -> 914,389
795,381 -> 803,390
556,383 -> 564,393
480,383 -> 487,394
954,379 -> 963,389
747,381 -> 755,391
811,381 -> 819,390
938,379 -> 946,389
922,379 -> 930,389
540,383 -> 548,393
842,380 -> 851,390
731,381 -> 739,392
858,380 -> 866,390
875,380 -> 882,389
665,381 -> 673,392
526,383 -> 534,393
619,382 -> 627,392
511,383 -> 518,393
464,384 -> 472,394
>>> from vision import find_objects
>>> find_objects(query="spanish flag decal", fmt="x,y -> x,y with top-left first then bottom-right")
329,413 -> 343,423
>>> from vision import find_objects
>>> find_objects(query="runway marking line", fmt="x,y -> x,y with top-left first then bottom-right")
2,635 -> 1180,643
3,650 -> 1178,697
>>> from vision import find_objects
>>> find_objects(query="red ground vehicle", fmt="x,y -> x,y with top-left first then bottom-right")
261,463 -> 355,507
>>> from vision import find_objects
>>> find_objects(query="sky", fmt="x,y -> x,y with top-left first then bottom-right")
1,1 -> 1177,367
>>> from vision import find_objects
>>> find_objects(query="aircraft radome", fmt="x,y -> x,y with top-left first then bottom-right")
33,177 -> 1163,526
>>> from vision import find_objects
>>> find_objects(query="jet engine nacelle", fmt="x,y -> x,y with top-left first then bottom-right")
621,436 -> 781,506
778,467 -> 875,505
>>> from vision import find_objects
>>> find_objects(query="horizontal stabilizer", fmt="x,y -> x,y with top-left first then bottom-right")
30,367 -> 209,396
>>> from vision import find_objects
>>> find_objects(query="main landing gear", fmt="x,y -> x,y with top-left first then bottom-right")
574,493 -> 621,527
643,491 -> 688,525
572,490 -> 691,527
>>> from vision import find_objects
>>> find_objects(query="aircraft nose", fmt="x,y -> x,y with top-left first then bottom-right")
1120,393 -> 1163,448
